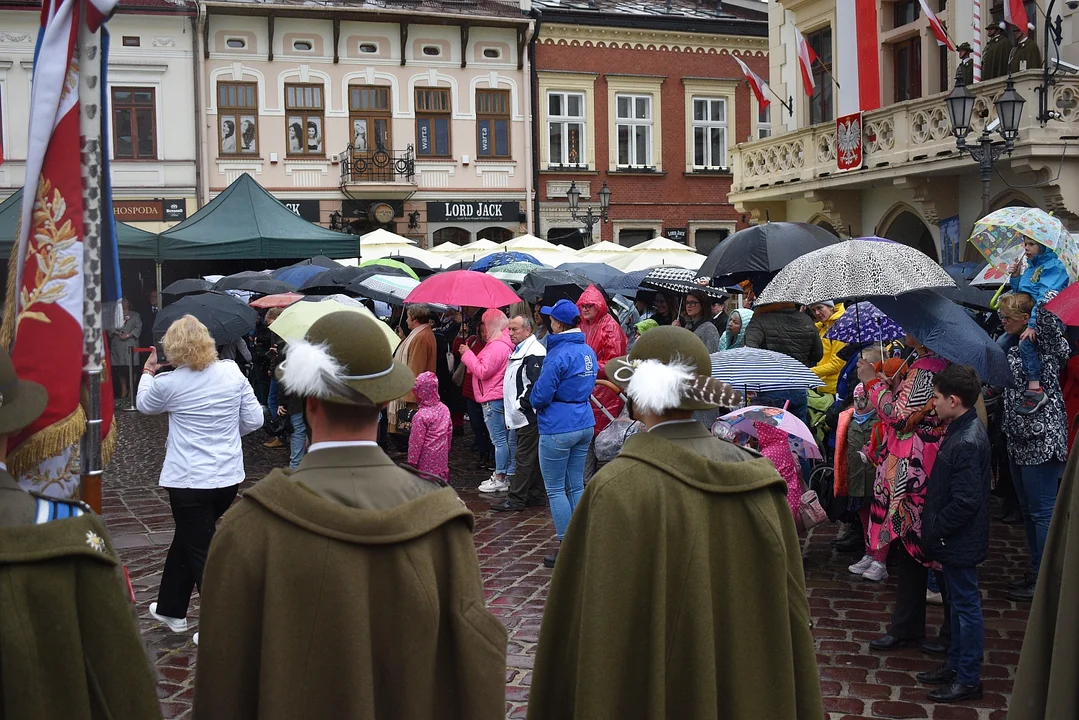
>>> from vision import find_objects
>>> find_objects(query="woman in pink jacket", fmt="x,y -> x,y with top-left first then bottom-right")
459,309 -> 515,490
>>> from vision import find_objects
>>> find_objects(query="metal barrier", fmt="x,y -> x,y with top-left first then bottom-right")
121,346 -> 154,411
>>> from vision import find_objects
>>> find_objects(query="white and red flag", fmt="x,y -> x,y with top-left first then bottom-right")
793,26 -> 817,97
1005,0 -> 1029,36
918,0 -> 956,50
3,0 -> 118,497
835,0 -> 882,115
734,56 -> 771,109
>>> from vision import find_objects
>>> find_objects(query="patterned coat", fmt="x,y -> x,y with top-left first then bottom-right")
408,372 -> 452,481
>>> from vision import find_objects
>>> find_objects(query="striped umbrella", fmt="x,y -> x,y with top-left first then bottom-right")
346,273 -> 420,305
710,347 -> 822,394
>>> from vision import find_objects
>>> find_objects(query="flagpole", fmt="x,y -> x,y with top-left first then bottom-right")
766,86 -> 794,118
78,0 -> 105,513
815,57 -> 842,90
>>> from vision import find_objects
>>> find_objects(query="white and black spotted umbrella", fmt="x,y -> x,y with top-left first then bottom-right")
641,267 -> 729,300
710,348 -> 822,394
755,238 -> 956,306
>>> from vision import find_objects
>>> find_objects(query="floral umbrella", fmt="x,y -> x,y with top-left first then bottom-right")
824,301 -> 906,343
715,405 -> 822,459
968,207 -> 1079,281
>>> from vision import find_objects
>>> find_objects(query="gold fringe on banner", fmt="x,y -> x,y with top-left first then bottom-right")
0,221 -> 22,349
101,416 -> 117,467
7,407 -> 86,477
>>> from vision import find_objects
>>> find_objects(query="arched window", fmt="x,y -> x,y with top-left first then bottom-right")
433,227 -> 470,246
547,227 -> 584,250
881,209 -> 937,261
478,226 -> 513,244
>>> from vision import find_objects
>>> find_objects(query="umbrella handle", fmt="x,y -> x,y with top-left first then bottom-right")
589,394 -> 618,422
989,283 -> 1007,311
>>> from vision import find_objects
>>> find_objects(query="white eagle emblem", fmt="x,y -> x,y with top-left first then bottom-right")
837,115 -> 862,170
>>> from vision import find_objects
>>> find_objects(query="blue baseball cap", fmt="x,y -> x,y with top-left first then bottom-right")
540,298 -> 580,325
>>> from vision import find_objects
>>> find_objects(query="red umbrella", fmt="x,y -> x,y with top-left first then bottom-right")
1046,283 -> 1079,326
404,270 -> 520,308
250,292 -> 304,309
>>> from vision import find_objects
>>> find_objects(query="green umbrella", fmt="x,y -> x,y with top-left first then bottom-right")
359,257 -> 420,280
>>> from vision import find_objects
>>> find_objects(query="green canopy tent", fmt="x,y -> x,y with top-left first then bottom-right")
0,188 -> 162,260
158,173 -> 358,260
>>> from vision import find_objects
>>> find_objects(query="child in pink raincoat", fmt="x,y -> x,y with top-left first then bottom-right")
408,371 -> 452,482
755,420 -> 802,519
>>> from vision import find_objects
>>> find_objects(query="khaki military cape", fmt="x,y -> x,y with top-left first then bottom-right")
1009,446 -> 1079,720
982,34 -> 1012,80
0,510 -> 162,720
193,449 -> 508,720
527,424 -> 824,720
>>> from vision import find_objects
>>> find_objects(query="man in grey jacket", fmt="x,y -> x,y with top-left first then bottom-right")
492,314 -> 548,512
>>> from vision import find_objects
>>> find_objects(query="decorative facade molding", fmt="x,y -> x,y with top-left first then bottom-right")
892,178 -> 941,226
0,32 -> 32,43
804,189 -> 862,236
538,24 -> 767,55
152,37 -> 177,48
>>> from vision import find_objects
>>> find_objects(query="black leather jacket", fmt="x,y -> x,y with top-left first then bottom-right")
922,408 -> 992,567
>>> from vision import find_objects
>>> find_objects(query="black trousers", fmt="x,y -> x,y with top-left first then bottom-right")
156,484 -> 238,619
507,423 -> 546,507
890,543 -> 952,644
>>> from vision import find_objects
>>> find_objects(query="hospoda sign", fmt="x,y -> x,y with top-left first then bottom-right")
426,201 -> 520,223
836,112 -> 863,172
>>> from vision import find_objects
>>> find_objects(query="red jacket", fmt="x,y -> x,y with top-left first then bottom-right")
577,286 -> 627,433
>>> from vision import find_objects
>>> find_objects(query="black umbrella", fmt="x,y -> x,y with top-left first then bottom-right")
214,271 -> 298,295
162,278 -> 213,297
557,262 -> 626,288
299,265 -> 410,295
153,291 -> 258,346
519,268 -> 592,304
378,254 -> 434,276
938,263 -> 997,310
696,222 -> 839,283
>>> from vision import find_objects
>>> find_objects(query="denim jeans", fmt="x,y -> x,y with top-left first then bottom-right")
507,428 -> 518,477
944,565 -> 984,686
539,428 -> 592,539
482,400 -> 510,475
1010,460 -> 1062,575
289,412 -> 307,469
267,377 -> 279,416
999,333 -> 1044,381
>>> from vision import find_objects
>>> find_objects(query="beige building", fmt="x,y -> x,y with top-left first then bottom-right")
198,0 -> 533,247
729,0 -> 1079,262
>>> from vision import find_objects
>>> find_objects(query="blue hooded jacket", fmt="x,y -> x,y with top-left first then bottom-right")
1011,246 -> 1070,328
529,329 -> 598,436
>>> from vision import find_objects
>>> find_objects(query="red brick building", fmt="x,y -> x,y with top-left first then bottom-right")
531,0 -> 769,255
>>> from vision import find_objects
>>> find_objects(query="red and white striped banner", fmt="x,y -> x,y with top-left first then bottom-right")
835,0 -> 881,116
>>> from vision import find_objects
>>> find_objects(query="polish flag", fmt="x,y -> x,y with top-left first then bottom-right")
1004,0 -> 1029,36
835,0 -> 882,115
734,56 -> 771,109
793,26 -> 817,96
918,0 -> 956,50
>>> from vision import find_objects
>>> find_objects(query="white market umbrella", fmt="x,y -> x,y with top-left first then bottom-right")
608,237 -> 705,273
429,242 -> 464,254
359,227 -> 418,248
457,238 -> 500,252
577,240 -> 631,256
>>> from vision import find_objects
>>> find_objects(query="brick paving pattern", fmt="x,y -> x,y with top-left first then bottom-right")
104,411 -> 1028,719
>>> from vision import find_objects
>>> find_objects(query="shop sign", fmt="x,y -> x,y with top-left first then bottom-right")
665,228 -> 688,243
113,199 -> 188,222
162,199 -> 187,221
426,201 -> 519,223
279,199 -> 322,222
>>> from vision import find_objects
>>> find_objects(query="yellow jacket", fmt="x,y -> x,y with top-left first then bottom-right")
812,304 -> 846,394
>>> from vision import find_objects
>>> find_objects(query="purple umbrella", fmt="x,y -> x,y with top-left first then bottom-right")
824,302 -> 905,344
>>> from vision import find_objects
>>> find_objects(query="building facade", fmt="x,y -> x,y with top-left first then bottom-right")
0,0 -> 200,233
729,0 -> 1079,262
199,0 -> 533,248
532,0 -> 768,254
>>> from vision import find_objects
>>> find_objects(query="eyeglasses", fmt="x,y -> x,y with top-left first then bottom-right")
685,300 -> 701,307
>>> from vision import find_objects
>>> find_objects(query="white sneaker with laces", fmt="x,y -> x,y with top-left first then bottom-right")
862,561 -> 889,582
478,477 -> 508,493
149,602 -> 189,633
848,555 -> 874,575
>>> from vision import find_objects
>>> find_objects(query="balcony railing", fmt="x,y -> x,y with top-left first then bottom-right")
729,70 -> 1079,196
340,144 -> 416,185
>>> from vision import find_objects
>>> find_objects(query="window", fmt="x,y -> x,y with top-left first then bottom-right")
476,89 -> 510,158
111,87 -> 156,160
285,83 -> 324,156
615,94 -> 652,168
758,103 -> 771,139
226,38 -> 246,48
691,97 -> 727,169
938,43 -> 950,94
359,42 -> 378,54
349,85 -> 391,153
618,229 -> 655,247
547,91 -> 586,167
694,229 -> 730,257
482,48 -> 501,59
422,45 -> 441,57
433,227 -> 470,245
894,37 -> 922,102
122,36 -> 140,47
415,88 -> 451,157
217,81 -> 258,155
293,40 -> 313,52
807,28 -> 833,125
478,226 -> 513,243
893,0 -> 920,28
0,87 -> 4,163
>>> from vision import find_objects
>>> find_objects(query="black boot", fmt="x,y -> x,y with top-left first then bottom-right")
916,665 -> 957,685
928,680 -> 983,703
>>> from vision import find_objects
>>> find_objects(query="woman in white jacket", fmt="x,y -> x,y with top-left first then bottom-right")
137,314 -> 263,642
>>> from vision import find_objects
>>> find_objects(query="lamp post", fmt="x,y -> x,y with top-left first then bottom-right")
566,180 -> 612,244
945,70 -> 1026,216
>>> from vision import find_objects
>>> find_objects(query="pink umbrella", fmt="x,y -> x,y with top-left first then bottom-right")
404,270 -> 520,308
716,405 -> 822,460
250,292 -> 304,309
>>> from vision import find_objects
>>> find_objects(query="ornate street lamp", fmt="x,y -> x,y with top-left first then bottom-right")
945,77 -> 976,138
329,210 -> 343,231
567,180 -> 611,244
995,79 -> 1026,142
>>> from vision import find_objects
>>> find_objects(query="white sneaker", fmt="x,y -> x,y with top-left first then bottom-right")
193,632 -> 199,646
862,561 -> 889,582
478,477 -> 509,493
149,602 -> 189,633
848,555 -> 874,575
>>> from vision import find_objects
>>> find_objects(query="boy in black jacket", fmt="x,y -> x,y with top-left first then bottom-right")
918,364 -> 992,704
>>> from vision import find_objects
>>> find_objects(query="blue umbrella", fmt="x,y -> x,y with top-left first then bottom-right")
872,290 -> 1011,386
603,268 -> 653,297
469,251 -> 543,272
824,302 -> 905,343
271,264 -> 327,287
557,262 -> 626,288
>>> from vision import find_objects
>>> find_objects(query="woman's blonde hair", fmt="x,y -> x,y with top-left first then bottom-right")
163,315 -> 218,371
999,292 -> 1035,318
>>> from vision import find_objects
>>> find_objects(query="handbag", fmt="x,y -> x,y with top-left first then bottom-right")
798,488 -> 829,530
395,406 -> 417,434
452,361 -> 467,387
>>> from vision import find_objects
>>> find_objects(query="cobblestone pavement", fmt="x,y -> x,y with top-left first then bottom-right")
105,411 -> 1029,719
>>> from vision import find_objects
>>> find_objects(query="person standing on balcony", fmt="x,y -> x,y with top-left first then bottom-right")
956,43 -> 974,86
1009,23 -> 1042,73
982,23 -> 1012,80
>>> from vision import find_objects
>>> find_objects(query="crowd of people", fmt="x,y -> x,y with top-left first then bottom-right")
3,237 -> 1078,719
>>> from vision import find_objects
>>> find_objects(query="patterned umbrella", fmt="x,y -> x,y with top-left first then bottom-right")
469,251 -> 544,272
969,207 -> 1079,281
709,347 -> 822,393
716,405 -> 822,460
755,238 -> 955,305
641,266 -> 730,300
486,261 -> 545,284
824,302 -> 906,343
345,273 -> 420,305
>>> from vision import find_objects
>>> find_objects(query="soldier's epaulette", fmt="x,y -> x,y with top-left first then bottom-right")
29,493 -> 94,525
394,461 -> 449,488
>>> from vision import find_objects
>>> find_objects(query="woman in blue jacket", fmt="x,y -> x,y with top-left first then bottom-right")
531,299 -> 598,568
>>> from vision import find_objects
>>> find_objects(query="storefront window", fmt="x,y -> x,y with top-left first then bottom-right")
478,227 -> 513,243
433,227 -> 470,246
